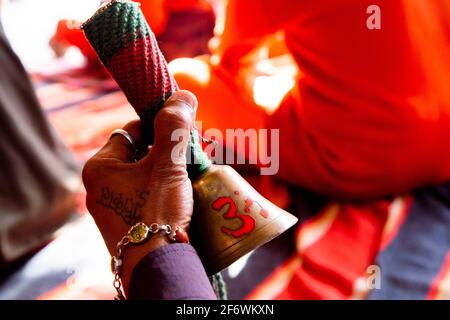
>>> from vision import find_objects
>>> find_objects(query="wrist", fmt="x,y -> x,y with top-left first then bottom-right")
121,236 -> 170,295
111,222 -> 190,298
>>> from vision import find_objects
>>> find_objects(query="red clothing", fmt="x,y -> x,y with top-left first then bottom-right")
138,0 -> 212,34
52,20 -> 98,62
219,0 -> 450,198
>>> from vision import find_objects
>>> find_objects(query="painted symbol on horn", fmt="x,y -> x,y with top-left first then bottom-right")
212,196 -> 255,238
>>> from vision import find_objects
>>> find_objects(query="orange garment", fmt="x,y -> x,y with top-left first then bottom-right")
174,0 -> 450,199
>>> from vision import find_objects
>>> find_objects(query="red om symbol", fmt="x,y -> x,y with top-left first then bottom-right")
212,196 -> 256,238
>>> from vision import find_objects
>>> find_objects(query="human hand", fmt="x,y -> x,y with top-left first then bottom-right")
82,90 -> 197,292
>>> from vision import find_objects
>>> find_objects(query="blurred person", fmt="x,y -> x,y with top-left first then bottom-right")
49,19 -> 100,69
50,0 -> 215,66
0,4 -> 80,275
171,0 -> 450,199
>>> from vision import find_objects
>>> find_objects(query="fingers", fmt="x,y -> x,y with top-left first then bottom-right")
94,120 -> 144,163
89,90 -> 197,167
151,90 -> 198,165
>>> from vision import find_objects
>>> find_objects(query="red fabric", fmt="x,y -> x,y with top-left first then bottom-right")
219,0 -> 450,198
125,0 -> 213,36
246,200 -> 395,300
277,202 -> 389,299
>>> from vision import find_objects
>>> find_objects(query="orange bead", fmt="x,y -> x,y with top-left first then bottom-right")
175,228 -> 190,243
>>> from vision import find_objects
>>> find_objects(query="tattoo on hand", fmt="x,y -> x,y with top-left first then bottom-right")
96,186 -> 149,225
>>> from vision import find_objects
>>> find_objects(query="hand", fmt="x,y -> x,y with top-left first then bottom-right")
82,90 -> 197,293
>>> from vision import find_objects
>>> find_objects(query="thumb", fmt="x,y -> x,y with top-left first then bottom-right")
151,90 -> 198,165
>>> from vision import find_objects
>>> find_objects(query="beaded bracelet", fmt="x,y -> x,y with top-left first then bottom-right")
111,222 -> 189,300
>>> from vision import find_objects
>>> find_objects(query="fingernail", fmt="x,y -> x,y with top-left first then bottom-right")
168,90 -> 198,111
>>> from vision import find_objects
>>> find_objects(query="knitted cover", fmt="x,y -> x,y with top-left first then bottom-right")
82,0 -> 208,176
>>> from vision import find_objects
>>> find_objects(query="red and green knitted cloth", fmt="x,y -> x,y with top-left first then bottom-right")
82,0 -> 208,176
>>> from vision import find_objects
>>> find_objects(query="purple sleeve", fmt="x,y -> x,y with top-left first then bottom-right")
128,243 -> 217,300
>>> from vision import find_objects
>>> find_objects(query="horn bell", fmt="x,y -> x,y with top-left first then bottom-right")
190,164 -> 298,275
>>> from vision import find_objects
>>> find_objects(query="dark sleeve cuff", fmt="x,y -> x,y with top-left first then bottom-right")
128,243 -> 217,300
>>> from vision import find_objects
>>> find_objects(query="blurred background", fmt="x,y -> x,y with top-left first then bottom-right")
2,0 -> 97,70
0,0 -> 448,300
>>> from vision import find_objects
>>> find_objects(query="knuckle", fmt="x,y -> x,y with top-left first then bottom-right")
81,158 -> 98,188
123,119 -> 142,135
153,163 -> 189,185
124,119 -> 141,128
156,106 -> 192,129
